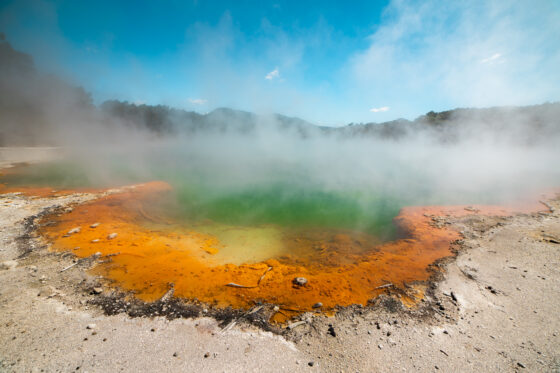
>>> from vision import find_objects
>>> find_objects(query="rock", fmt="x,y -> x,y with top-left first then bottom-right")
86,323 -> 97,329
308,361 -> 315,367
0,260 -> 18,270
204,352 -> 210,358
90,223 -> 100,228
378,344 -> 383,349
517,362 -> 525,368
312,302 -> 323,308
327,324 -> 337,337
107,233 -> 118,240
91,239 -> 100,243
292,277 -> 308,286
92,287 -> 103,294
67,227 -> 81,235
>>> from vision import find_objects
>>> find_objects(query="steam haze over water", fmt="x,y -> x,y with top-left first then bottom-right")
1,0 -> 560,241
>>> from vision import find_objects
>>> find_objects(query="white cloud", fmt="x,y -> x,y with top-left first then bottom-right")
350,0 -> 560,116
481,53 -> 503,64
188,98 -> 208,105
370,106 -> 390,113
265,68 -> 280,80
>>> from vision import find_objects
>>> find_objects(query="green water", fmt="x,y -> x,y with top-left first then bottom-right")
2,155 -> 524,242
1,160 -> 406,239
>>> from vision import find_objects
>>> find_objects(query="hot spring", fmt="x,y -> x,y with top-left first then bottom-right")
0,138 -> 553,321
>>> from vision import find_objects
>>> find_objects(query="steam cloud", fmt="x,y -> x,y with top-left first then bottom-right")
1,34 -> 559,234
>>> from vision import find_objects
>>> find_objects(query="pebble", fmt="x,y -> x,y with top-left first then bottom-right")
86,323 -> 97,329
90,223 -> 100,228
67,227 -> 81,235
107,233 -> 118,240
0,260 -> 18,270
308,361 -> 315,367
292,277 -> 308,286
312,302 -> 323,308
378,344 -> 383,349
93,287 -> 103,294
327,324 -> 337,337
91,239 -> 100,243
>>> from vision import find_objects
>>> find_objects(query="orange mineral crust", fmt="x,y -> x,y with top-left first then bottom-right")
39,184 -> 545,318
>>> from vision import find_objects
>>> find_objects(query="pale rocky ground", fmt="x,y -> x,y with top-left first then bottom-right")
0,155 -> 559,372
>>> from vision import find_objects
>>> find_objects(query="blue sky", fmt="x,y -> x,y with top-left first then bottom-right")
1,0 -> 559,125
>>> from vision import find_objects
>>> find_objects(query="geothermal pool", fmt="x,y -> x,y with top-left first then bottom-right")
0,159 -> 546,321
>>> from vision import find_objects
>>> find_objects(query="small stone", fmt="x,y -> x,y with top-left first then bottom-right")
204,352 -> 210,358
327,324 -> 337,337
107,233 -> 118,240
173,352 -> 178,357
91,239 -> 100,243
86,323 -> 96,330
312,302 -> 323,309
273,306 -> 280,312
92,287 -> 103,294
308,361 -> 314,367
292,277 -> 308,286
67,227 -> 81,235
517,362 -> 525,368
90,223 -> 100,228
378,344 -> 383,349
0,260 -> 18,270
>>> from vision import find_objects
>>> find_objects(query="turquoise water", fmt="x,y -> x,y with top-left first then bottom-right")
0,160 -> 406,239
2,151 -> 531,241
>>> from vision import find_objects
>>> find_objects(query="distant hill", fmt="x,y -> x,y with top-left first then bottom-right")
0,35 -> 94,146
1,36 -> 559,146
339,103 -> 560,144
100,101 -> 324,138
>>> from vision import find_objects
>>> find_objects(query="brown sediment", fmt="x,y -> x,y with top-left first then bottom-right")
32,181 -> 548,322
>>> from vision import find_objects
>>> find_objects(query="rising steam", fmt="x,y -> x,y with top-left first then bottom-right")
1,35 -> 560,237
